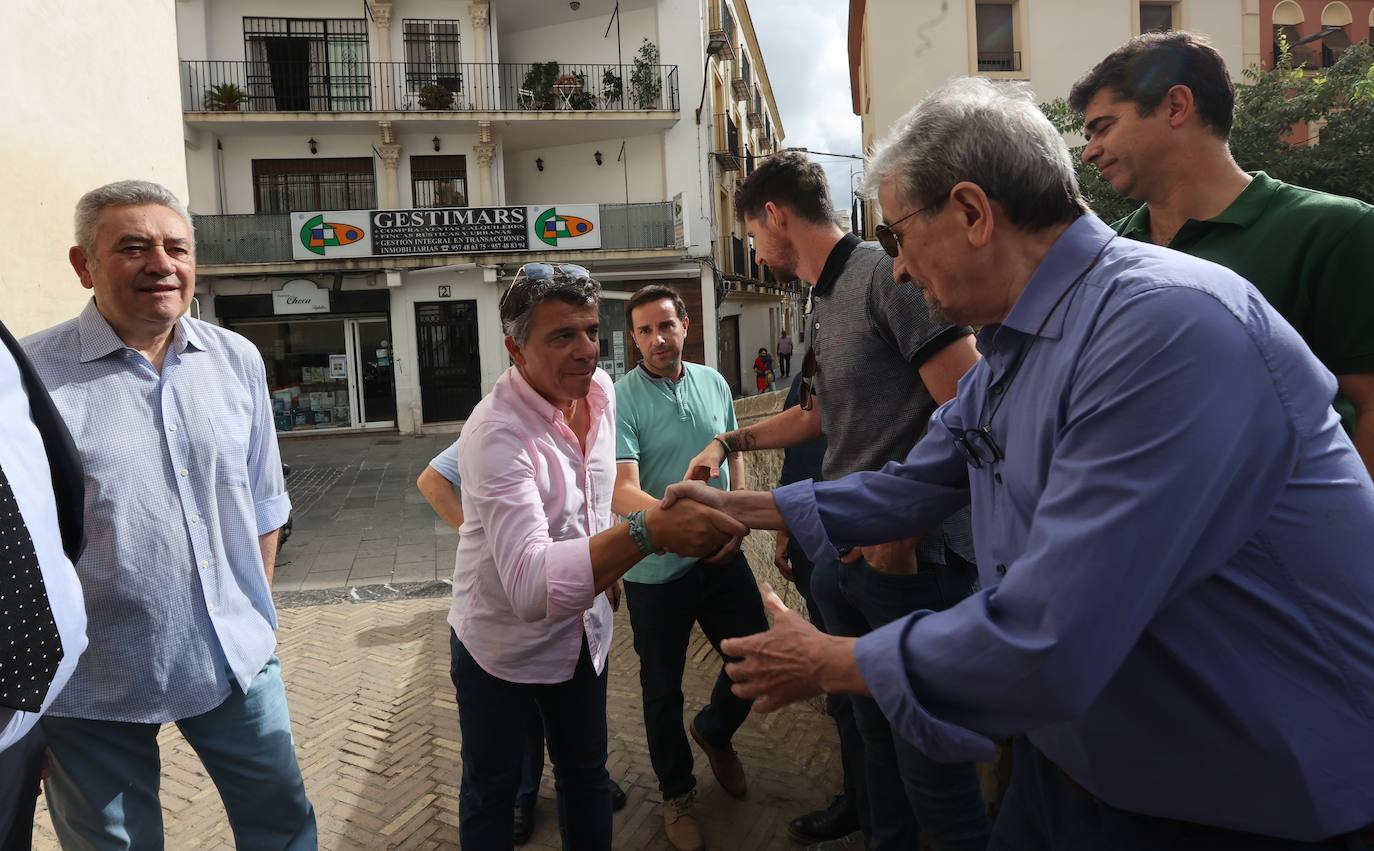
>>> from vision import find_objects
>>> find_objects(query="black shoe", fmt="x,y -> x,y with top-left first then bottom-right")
788,795 -> 859,845
513,803 -> 535,845
612,779 -> 628,811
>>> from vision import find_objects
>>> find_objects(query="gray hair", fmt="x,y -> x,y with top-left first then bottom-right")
861,77 -> 1087,230
500,272 -> 601,346
74,180 -> 195,255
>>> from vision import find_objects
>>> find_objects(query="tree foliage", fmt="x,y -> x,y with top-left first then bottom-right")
1041,42 -> 1374,224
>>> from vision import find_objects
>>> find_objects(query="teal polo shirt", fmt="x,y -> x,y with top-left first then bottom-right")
1114,172 -> 1374,433
615,361 -> 739,584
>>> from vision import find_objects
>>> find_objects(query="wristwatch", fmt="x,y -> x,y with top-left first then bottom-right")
628,510 -> 656,556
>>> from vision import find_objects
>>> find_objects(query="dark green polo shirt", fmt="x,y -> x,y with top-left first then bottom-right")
1114,172 -> 1374,433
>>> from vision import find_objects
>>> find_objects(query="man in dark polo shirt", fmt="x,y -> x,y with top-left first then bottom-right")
1071,31 -> 1374,475
684,152 -> 989,850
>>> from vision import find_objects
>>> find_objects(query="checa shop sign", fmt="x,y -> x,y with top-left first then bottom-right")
290,205 -> 602,260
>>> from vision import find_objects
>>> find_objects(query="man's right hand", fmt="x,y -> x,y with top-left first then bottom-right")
683,440 -> 728,482
646,499 -> 747,559
773,530 -> 793,582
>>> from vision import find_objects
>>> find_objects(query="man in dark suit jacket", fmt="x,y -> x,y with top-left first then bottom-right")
0,317 -> 87,851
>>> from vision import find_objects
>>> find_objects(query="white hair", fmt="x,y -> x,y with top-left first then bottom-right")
862,77 -> 1086,229
75,180 -> 195,254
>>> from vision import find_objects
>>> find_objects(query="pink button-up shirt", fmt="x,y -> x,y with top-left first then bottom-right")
449,366 -> 616,683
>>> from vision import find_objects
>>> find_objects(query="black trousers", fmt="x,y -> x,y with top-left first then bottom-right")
778,353 -> 792,377
0,724 -> 45,851
991,736 -> 1369,851
624,553 -> 769,800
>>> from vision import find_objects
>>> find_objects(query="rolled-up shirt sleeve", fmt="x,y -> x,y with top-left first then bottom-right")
855,288 -> 1303,763
461,421 -> 595,623
245,355 -> 290,535
775,399 -> 973,566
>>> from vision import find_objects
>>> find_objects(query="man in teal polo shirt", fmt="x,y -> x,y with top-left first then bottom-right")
1070,31 -> 1374,474
612,284 -> 768,851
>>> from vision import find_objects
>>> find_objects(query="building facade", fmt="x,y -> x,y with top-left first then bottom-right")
2,0 -> 189,337
846,0 -> 1253,235
1261,1 -> 1374,69
176,0 -> 796,437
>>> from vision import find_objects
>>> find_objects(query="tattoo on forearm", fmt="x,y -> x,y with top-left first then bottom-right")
726,429 -> 758,453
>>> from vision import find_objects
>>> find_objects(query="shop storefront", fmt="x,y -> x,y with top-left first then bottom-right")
215,279 -> 397,434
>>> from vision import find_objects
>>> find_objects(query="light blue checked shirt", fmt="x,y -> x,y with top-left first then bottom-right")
23,300 -> 290,723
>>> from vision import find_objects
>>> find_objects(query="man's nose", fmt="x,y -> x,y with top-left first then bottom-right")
1082,140 -> 1101,164
892,253 -> 913,284
145,246 -> 178,276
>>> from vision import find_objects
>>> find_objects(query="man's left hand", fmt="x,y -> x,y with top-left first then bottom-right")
722,584 -> 868,713
840,538 -> 919,575
607,580 -> 623,612
704,534 -> 744,565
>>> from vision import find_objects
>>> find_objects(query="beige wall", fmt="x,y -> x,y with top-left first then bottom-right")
0,0 -> 188,337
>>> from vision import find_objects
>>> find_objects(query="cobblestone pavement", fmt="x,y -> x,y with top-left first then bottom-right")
31,596 -> 844,850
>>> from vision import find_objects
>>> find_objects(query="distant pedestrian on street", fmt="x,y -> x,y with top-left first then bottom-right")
777,330 -> 794,377
23,180 -> 315,849
753,348 -> 775,394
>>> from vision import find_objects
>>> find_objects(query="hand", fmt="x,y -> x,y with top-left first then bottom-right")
646,499 -> 747,559
683,440 -> 728,482
773,531 -> 793,582
41,750 -> 52,781
722,584 -> 868,713
660,480 -> 727,512
704,534 -> 745,565
840,539 -> 919,576
607,580 -> 623,612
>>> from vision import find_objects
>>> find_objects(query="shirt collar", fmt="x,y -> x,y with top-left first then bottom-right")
1117,171 -> 1278,240
810,233 -> 861,297
506,364 -> 610,426
1002,215 -> 1115,341
637,362 -> 684,384
78,298 -> 205,364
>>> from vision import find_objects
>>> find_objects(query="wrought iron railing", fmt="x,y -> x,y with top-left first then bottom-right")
182,60 -> 680,113
976,51 -> 1022,72
192,201 -> 676,265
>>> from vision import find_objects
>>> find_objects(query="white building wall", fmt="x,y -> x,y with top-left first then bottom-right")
2,0 -> 188,336
498,7 -> 660,64
659,0 -> 715,258
503,135 -> 667,205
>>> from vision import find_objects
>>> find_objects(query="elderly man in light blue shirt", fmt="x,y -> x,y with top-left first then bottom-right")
665,79 -> 1374,848
23,180 -> 315,850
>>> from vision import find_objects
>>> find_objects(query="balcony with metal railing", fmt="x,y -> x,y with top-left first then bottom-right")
182,60 -> 680,116
192,201 -> 676,266
976,51 -> 1022,72
711,113 -> 742,172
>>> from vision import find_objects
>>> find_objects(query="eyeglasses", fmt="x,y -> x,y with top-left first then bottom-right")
951,425 -> 1004,469
798,348 -> 818,411
874,205 -> 928,258
500,263 -> 592,309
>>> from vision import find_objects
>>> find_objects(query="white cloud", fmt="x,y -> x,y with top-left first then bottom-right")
749,0 -> 864,213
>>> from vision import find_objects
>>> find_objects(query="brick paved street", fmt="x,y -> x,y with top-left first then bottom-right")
31,432 -> 846,850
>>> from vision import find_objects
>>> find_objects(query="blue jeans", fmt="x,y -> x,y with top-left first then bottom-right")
41,656 -> 316,851
811,551 -> 992,851
451,630 -> 612,850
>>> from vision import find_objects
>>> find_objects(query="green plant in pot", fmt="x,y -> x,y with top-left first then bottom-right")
601,68 -> 624,108
204,83 -> 247,111
521,61 -> 561,109
418,83 -> 454,110
630,39 -> 662,108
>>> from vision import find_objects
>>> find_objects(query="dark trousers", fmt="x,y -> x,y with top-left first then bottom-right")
451,631 -> 612,850
0,724 -> 45,851
791,538 -> 869,834
517,714 -> 543,812
624,552 -> 769,800
811,550 -> 992,851
778,353 -> 792,377
991,736 -> 1369,851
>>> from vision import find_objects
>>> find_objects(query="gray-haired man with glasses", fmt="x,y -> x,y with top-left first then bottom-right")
447,263 -> 748,849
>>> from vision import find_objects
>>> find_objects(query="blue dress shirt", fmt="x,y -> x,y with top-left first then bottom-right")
24,300 -> 291,723
776,215 -> 1374,841
429,436 -> 462,488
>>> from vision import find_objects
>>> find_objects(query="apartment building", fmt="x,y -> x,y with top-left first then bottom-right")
846,0 -> 1253,235
1263,0 -> 1374,68
175,0 -> 793,436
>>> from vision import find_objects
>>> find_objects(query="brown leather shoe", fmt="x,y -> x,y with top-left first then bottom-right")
663,790 -> 704,851
688,719 -> 747,799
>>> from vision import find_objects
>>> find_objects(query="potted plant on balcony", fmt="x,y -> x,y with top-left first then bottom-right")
418,83 -> 454,110
601,68 -> 624,108
203,83 -> 247,111
630,39 -> 662,109
521,62 -> 560,109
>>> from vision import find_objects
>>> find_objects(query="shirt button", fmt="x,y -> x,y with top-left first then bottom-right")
179,468 -> 189,477
168,423 -> 177,433
994,473 -> 1003,484
190,515 -> 200,524
199,559 -> 210,569
995,563 -> 1007,576
990,384 -> 1003,395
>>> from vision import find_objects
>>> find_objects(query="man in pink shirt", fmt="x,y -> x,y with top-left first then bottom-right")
449,263 -> 746,849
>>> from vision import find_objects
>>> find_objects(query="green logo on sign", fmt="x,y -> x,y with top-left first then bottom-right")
299,215 -> 366,256
534,208 -> 595,247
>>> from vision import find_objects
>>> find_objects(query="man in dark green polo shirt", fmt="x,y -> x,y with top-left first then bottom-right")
1069,31 -> 1374,474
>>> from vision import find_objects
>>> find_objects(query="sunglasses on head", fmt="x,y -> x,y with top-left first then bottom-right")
500,263 -> 592,309
873,204 -> 929,258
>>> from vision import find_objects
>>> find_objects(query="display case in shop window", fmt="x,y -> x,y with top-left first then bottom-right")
271,364 -> 352,432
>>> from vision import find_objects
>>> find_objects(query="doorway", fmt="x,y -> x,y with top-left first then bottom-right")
718,314 -> 741,397
349,318 -> 396,427
415,300 -> 483,422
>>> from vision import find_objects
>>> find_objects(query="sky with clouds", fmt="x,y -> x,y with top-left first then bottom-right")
747,0 -> 865,216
